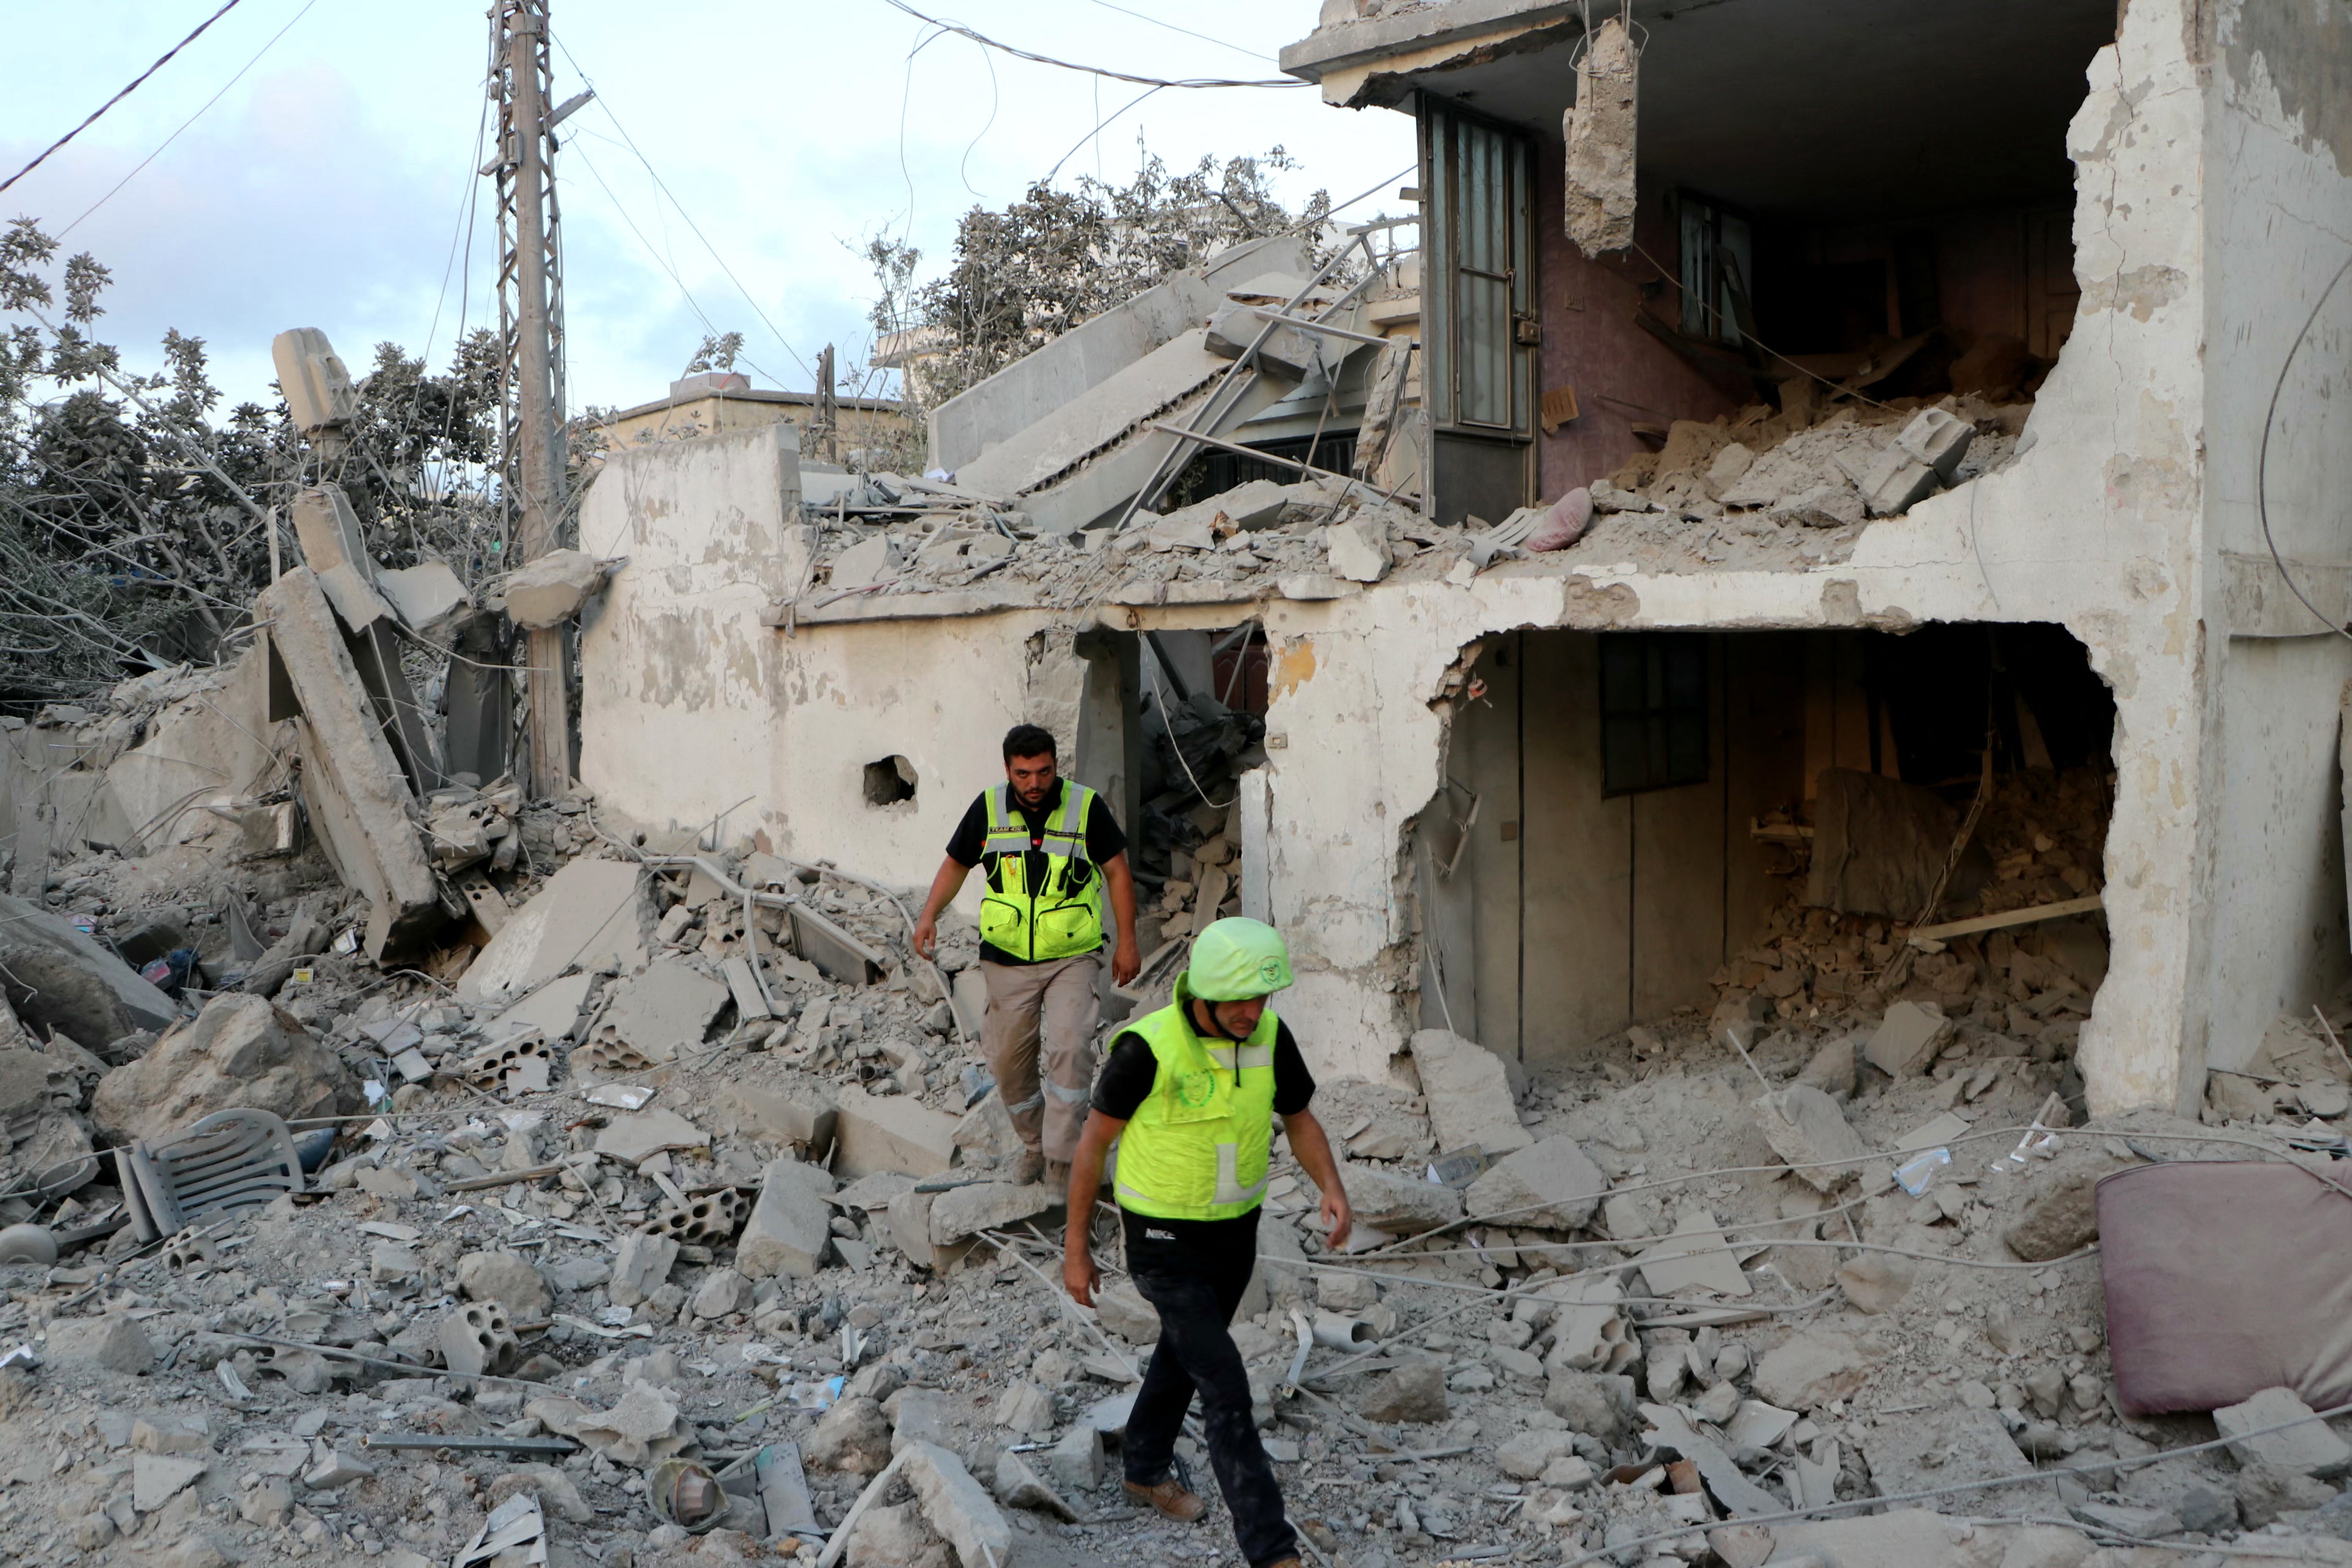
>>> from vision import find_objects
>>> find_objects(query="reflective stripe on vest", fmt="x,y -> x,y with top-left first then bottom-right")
1111,983 -> 1279,1223
976,781 -> 1105,962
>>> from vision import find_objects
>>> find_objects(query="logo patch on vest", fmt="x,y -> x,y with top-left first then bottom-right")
1174,1071 -> 1216,1109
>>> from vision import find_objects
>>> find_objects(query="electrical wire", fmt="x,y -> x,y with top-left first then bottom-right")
57,0 -> 325,239
2256,246 -> 2352,641
548,35 -> 817,387
0,0 -> 245,196
1087,0 -> 1278,64
879,0 -> 1306,89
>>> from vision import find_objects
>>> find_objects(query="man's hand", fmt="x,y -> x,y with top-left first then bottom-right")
912,913 -> 938,961
1063,1243 -> 1100,1308
1320,1187 -> 1353,1252
1111,936 -> 1141,987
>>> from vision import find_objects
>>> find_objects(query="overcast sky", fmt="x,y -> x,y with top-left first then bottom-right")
1,0 -> 1414,419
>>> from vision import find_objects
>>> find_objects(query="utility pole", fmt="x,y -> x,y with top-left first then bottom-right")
815,344 -> 838,464
490,0 -> 574,800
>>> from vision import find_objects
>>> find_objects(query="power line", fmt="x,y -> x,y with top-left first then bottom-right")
58,0 -> 327,239
549,36 -> 817,388
1085,0 -> 1278,65
879,0 -> 1305,89
0,0 -> 246,196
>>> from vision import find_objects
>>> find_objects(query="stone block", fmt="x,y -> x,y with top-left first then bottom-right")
900,1440 -> 1012,1568
1796,1036 -> 1859,1099
1753,1085 -> 1872,1191
1326,516 -> 1392,584
2235,1463 -> 2335,1529
2214,1387 -> 2352,1478
1094,1281 -> 1160,1345
713,1082 -> 838,1155
1339,1164 -> 1465,1235
1358,1360 -> 1448,1423
598,960 -> 729,1065
1864,1001 -> 1952,1078
459,858 -> 652,1005
1464,1136 -> 1606,1229
691,1268 -> 753,1319
457,1251 -> 551,1318
1047,1423 -> 1103,1492
132,1452 -> 208,1511
1497,1430 -> 1578,1480
1409,1028 -> 1531,1155
929,1180 -> 1056,1244
1753,1330 -> 1880,1411
1835,442 -> 1939,517
91,992 -> 361,1145
2002,1163 -> 2117,1262
505,548 -> 610,629
995,1379 -> 1056,1437
45,1312 -> 155,1376
951,1091 -> 1026,1169
736,1158 -> 838,1280
607,1232 -> 679,1308
806,1395 -> 892,1474
1894,406 -> 1974,482
832,1085 -> 960,1178
1544,1370 -> 1635,1441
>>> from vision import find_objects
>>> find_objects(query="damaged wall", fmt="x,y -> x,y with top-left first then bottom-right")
2195,0 -> 2352,1072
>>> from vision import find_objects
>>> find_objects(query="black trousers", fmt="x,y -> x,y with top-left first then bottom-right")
1122,1207 -> 1298,1568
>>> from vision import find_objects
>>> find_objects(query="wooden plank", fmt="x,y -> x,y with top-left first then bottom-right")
1906,894 -> 2103,948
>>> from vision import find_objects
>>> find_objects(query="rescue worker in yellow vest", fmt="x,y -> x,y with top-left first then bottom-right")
1063,919 -> 1353,1568
914,724 -> 1141,1188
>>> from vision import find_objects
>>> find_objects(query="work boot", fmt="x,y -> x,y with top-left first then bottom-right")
1045,1159 -> 1073,1198
1011,1148 -> 1045,1186
1123,1474 -> 1207,1523
1262,1560 -> 1304,1568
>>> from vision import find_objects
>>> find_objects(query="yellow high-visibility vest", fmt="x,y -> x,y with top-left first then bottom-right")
976,782 -> 1105,961
1113,982 -> 1278,1222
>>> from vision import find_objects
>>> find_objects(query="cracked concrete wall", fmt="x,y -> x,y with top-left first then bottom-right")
1244,0 -> 2221,1105
2196,0 -> 2352,1072
577,423 -> 809,851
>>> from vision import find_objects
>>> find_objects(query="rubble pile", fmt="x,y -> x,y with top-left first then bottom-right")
1579,394 -> 2032,573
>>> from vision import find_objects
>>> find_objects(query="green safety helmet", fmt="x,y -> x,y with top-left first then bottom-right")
1188,917 -> 1294,1001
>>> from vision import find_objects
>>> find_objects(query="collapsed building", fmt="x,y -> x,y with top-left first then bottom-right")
2,1 -> 2351,1565
583,0 -> 2352,1121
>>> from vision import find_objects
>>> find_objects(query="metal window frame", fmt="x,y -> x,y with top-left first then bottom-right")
1421,96 -> 1536,440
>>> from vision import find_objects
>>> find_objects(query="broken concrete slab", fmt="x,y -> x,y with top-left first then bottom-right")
91,994 -> 362,1145
456,1250 -> 552,1319
2215,1387 -> 2352,1478
1359,1360 -> 1448,1423
459,857 -> 652,1004
600,959 -> 729,1064
900,1440 -> 1012,1568
45,1312 -> 156,1375
712,1082 -> 838,1155
257,569 -> 444,960
1634,1208 -> 1751,1298
1753,1085 -> 1873,1191
1325,515 -> 1392,584
290,485 -> 396,632
592,1108 -> 708,1167
789,904 -> 888,986
505,548 -> 612,630
1865,1000 -> 1954,1078
1408,1028 -> 1532,1156
1463,1136 -> 1607,1229
929,1180 -> 1056,1244
0,893 -> 177,1050
1753,1329 -> 1881,1410
1641,1403 -> 1780,1517
483,972 -> 597,1046
1857,1407 -> 2034,1510
1331,1163 -> 1464,1235
886,1188 -> 973,1274
374,560 -> 471,639
737,1157 -> 838,1279
996,1450 -> 1079,1520
1895,406 -> 1974,482
132,1451 -> 209,1512
831,1084 -> 959,1179
607,1234 -> 680,1310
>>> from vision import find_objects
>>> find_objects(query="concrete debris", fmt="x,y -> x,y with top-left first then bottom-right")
900,1439 -> 1013,1568
737,1156 -> 838,1278
1753,1083 -> 1873,1191
462,857 -> 653,1004
503,548 -> 615,629
1563,16 -> 1639,258
1408,1027 -> 1533,1155
1865,1000 -> 1954,1078
1358,1359 -> 1449,1423
1330,1162 -> 1464,1234
1093,1280 -> 1162,1344
2215,1387 -> 2352,1478
90,993 -> 362,1144
1463,1136 -> 1606,1228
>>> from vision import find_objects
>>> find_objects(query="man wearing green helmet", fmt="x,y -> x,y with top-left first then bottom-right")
1063,917 -> 1353,1568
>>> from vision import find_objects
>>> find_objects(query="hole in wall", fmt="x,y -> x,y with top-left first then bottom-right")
863,756 -> 918,807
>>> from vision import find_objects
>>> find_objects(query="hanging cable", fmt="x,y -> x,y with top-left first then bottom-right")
878,0 -> 1305,89
0,0 -> 245,195
56,0 -> 325,238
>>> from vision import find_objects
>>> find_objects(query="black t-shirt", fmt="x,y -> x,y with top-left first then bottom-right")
1091,1016 -> 1316,1120
946,779 -> 1129,966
